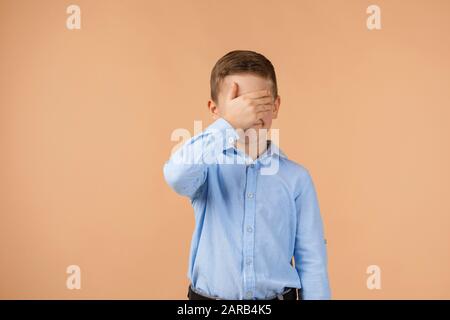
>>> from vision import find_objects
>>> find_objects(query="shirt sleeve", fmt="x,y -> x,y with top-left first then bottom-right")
294,170 -> 331,299
163,118 -> 239,199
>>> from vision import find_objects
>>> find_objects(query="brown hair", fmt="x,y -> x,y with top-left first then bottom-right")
210,50 -> 278,103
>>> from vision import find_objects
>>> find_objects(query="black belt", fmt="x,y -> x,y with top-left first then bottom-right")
188,284 -> 301,300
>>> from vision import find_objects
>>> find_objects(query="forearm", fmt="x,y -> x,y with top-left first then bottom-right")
163,118 -> 239,198
294,240 -> 331,299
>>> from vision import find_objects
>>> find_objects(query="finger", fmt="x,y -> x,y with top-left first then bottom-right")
256,109 -> 272,119
227,82 -> 239,100
251,96 -> 273,105
254,103 -> 273,112
241,89 -> 271,99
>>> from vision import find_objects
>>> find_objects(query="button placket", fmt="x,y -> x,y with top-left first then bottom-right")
243,164 -> 257,299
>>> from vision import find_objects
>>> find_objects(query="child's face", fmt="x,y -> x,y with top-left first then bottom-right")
212,73 -> 280,132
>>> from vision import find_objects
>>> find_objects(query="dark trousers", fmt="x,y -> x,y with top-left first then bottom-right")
188,284 -> 302,300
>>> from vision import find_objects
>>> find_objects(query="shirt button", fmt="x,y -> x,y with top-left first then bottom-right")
246,291 -> 253,299
250,164 -> 254,168
247,192 -> 254,199
247,226 -> 253,233
246,258 -> 252,265
227,137 -> 234,144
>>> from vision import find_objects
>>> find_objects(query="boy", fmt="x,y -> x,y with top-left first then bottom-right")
163,50 -> 331,300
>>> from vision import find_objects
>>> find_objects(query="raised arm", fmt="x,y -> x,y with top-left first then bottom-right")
163,82 -> 274,199
163,118 -> 239,199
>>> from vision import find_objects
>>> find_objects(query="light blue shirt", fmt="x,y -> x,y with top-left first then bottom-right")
163,118 -> 331,300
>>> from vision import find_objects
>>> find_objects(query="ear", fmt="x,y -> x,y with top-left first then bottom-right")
207,99 -> 220,120
272,95 -> 281,119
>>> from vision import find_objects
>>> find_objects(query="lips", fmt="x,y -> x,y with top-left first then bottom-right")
254,120 -> 264,126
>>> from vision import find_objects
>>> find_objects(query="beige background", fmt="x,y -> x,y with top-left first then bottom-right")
1,0 -> 449,299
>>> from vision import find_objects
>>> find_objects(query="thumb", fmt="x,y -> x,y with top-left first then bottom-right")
227,82 -> 238,100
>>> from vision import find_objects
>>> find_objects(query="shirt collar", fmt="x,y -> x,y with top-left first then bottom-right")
258,140 -> 288,166
266,140 -> 288,159
224,139 -> 288,164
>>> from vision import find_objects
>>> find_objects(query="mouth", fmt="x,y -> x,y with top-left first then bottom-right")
253,120 -> 264,126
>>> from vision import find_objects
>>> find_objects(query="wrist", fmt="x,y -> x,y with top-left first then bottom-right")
222,115 -> 239,130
